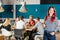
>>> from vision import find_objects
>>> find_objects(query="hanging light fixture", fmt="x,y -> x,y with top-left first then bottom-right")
19,0 -> 27,13
0,0 -> 4,12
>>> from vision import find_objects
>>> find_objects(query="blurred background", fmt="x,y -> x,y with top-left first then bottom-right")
0,0 -> 60,40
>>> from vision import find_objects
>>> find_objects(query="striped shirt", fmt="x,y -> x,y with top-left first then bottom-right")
45,16 -> 58,32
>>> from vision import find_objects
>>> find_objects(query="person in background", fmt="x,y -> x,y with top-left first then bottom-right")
28,15 -> 36,40
24,15 -> 36,40
14,16 -> 25,40
43,6 -> 58,40
15,16 -> 25,29
0,18 -> 12,40
26,17 -> 44,40
28,15 -> 35,26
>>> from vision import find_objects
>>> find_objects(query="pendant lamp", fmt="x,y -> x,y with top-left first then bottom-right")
19,0 -> 27,13
0,1 -> 4,13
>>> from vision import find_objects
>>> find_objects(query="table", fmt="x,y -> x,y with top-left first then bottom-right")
0,34 -> 4,40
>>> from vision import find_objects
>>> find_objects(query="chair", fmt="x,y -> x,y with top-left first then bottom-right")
1,28 -> 12,40
34,35 -> 43,40
14,29 -> 24,40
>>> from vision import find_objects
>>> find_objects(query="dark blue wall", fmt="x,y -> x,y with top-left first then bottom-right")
0,5 -> 13,18
16,4 -> 40,18
0,4 -> 60,20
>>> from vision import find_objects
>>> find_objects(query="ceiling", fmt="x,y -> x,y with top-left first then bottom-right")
1,0 -> 40,5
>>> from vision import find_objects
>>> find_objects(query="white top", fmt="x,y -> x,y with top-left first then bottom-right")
16,20 -> 25,29
1,28 -> 12,36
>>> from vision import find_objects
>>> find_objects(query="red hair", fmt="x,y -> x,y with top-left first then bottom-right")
45,6 -> 56,23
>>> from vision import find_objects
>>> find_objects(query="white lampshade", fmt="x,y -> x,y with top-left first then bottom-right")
19,2 -> 27,13
0,2 -> 4,13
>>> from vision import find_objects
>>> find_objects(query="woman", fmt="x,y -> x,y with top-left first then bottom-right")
14,16 -> 25,40
0,18 -> 12,40
43,6 -> 58,40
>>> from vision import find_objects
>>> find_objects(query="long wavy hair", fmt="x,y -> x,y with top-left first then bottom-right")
3,18 -> 11,26
45,6 -> 56,23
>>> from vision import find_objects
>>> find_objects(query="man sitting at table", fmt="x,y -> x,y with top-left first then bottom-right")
28,15 -> 35,26
26,17 -> 44,40
24,15 -> 36,40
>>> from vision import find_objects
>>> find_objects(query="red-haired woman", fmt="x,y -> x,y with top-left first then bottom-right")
43,6 -> 58,40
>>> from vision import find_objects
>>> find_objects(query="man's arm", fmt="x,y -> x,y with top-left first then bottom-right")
25,23 -> 38,31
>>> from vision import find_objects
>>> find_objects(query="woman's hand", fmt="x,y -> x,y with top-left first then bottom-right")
42,23 -> 46,28
50,32 -> 55,36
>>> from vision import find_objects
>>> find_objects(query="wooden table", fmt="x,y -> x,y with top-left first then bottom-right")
0,34 -> 4,40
